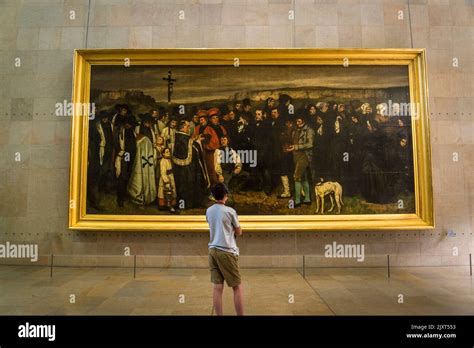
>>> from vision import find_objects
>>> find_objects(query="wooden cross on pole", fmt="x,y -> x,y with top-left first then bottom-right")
162,70 -> 176,104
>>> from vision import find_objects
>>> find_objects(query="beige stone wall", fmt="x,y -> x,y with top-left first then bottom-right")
0,0 -> 472,268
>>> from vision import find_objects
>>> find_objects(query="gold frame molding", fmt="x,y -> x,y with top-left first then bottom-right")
69,48 -> 434,231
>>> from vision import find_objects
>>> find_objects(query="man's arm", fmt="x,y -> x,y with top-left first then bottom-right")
231,210 -> 242,237
234,226 -> 242,236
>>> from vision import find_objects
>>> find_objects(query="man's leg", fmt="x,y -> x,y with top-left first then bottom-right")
232,285 -> 244,316
213,283 -> 224,316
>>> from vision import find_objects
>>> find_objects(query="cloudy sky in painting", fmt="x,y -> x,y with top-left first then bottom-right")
91,65 -> 409,104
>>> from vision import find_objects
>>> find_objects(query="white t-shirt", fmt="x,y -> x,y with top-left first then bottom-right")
206,203 -> 240,256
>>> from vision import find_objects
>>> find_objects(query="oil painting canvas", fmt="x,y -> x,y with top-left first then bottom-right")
87,65 -> 414,215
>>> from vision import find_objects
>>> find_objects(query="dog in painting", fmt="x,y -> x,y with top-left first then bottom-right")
314,179 -> 344,214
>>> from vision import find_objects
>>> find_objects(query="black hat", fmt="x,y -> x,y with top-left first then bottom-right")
295,107 -> 307,121
279,94 -> 291,104
140,113 -> 153,123
123,115 -> 137,127
242,98 -> 251,106
97,110 -> 109,119
168,115 -> 178,122
219,104 -> 230,116
118,104 -> 130,111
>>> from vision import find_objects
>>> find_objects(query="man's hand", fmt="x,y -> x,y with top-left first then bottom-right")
218,175 -> 224,183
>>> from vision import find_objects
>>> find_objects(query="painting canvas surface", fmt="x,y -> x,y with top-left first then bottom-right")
87,65 -> 414,216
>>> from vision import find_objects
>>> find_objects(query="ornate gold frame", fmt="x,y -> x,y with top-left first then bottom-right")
69,48 -> 434,231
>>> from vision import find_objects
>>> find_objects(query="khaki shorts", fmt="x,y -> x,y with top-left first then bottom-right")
208,248 -> 241,288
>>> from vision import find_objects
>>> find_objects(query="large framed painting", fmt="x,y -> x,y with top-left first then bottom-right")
69,49 -> 434,231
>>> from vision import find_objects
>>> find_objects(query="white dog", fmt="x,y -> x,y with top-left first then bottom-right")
314,180 -> 344,214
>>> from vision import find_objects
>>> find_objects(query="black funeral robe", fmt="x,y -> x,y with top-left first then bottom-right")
114,124 -> 137,207
98,120 -> 115,193
360,128 -> 392,204
172,131 -> 210,209
87,120 -> 101,209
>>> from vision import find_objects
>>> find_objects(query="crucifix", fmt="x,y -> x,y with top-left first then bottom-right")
162,70 -> 176,104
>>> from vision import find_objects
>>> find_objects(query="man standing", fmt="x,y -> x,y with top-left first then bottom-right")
202,108 -> 227,185
267,107 -> 284,195
328,112 -> 348,185
193,109 -> 209,137
214,135 -> 247,204
151,108 -> 167,137
233,101 -> 242,115
305,103 -> 317,129
288,115 -> 314,207
234,111 -> 251,151
114,115 -> 137,208
278,94 -> 293,121
161,117 -> 177,147
171,120 -> 193,209
241,98 -> 252,121
95,110 -> 115,195
87,111 -> 107,211
249,108 -> 271,193
188,106 -> 199,136
346,114 -> 364,196
111,104 -> 131,133
220,106 -> 238,146
279,117 -> 294,199
139,113 -> 156,144
206,183 -> 244,316
172,120 -> 210,209
312,115 -> 330,183
263,97 -> 276,119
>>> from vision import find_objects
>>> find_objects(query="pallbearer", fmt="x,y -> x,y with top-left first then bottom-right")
114,115 -> 137,208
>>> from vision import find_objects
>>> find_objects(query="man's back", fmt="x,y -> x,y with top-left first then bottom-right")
206,203 -> 240,256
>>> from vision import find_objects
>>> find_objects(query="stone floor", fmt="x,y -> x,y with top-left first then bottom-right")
0,265 -> 472,315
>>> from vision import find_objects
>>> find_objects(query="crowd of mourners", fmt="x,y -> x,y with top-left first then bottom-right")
87,94 -> 413,213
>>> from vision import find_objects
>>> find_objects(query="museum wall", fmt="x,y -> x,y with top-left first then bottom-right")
0,0 -> 472,268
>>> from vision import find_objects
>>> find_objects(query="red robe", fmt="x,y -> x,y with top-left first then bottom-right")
201,124 -> 227,185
